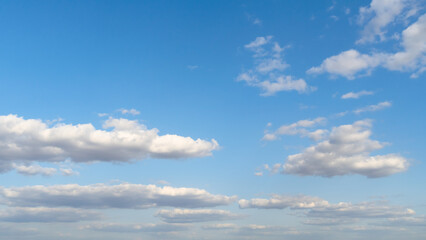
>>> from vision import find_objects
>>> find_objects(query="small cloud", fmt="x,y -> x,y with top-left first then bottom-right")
345,8 -> 351,15
60,168 -> 79,176
253,18 -> 262,26
330,15 -> 339,21
353,101 -> 392,114
156,180 -> 170,185
254,172 -> 263,176
187,65 -> 199,70
118,108 -> 140,116
341,90 -> 374,99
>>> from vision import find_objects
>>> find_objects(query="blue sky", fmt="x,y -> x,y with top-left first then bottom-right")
0,0 -> 425,239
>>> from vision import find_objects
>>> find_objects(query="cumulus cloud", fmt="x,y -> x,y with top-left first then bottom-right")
156,209 -> 244,223
357,0 -> 407,44
0,114 -> 219,173
308,13 -> 426,79
341,90 -> 374,99
0,207 -> 102,223
238,36 -> 314,96
307,49 -> 386,79
282,120 -> 408,177
0,183 -> 236,209
262,117 -> 326,141
118,108 -> 140,115
82,223 -> 188,232
353,101 -> 392,114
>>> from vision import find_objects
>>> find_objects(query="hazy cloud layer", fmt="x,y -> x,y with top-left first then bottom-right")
82,223 -> 188,232
0,183 -> 236,209
283,120 -> 408,177
0,114 -> 219,173
0,207 -> 102,223
239,195 -> 415,225
156,209 -> 244,223
238,36 -> 314,96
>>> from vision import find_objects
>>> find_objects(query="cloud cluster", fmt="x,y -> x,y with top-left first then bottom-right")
156,209 -> 243,223
308,12 -> 426,78
262,117 -> 327,141
357,0 -> 408,44
282,120 -> 408,177
0,183 -> 236,209
0,115 -> 219,173
238,36 -> 314,96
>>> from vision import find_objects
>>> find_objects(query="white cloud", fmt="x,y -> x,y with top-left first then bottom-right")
156,209 -> 244,223
12,164 -> 56,176
307,49 -> 385,79
283,120 -> 408,178
82,223 -> 188,232
118,108 -> 140,115
308,13 -> 426,79
353,101 -> 392,114
0,183 -> 237,209
239,195 -> 328,209
262,117 -> 326,141
0,115 -> 219,173
341,90 -> 374,99
0,207 -> 102,223
244,36 -> 272,49
357,0 -> 407,44
239,36 -> 314,96
384,14 -> 426,71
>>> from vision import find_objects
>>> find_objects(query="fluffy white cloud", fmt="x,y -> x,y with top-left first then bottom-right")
0,183 -> 236,209
283,120 -> 408,177
82,223 -> 188,232
353,101 -> 392,114
308,13 -> 426,79
0,115 -> 219,173
357,0 -> 407,44
156,209 -> 244,223
238,36 -> 314,96
307,49 -> 385,79
262,117 -> 326,141
341,90 -> 374,99
384,14 -> 426,72
0,207 -> 102,223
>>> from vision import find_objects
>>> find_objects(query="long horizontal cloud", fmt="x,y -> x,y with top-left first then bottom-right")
0,183 -> 236,209
282,120 -> 408,177
0,114 -> 219,172
82,223 -> 188,233
239,195 -> 415,224
0,207 -> 102,223
156,209 -> 244,223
